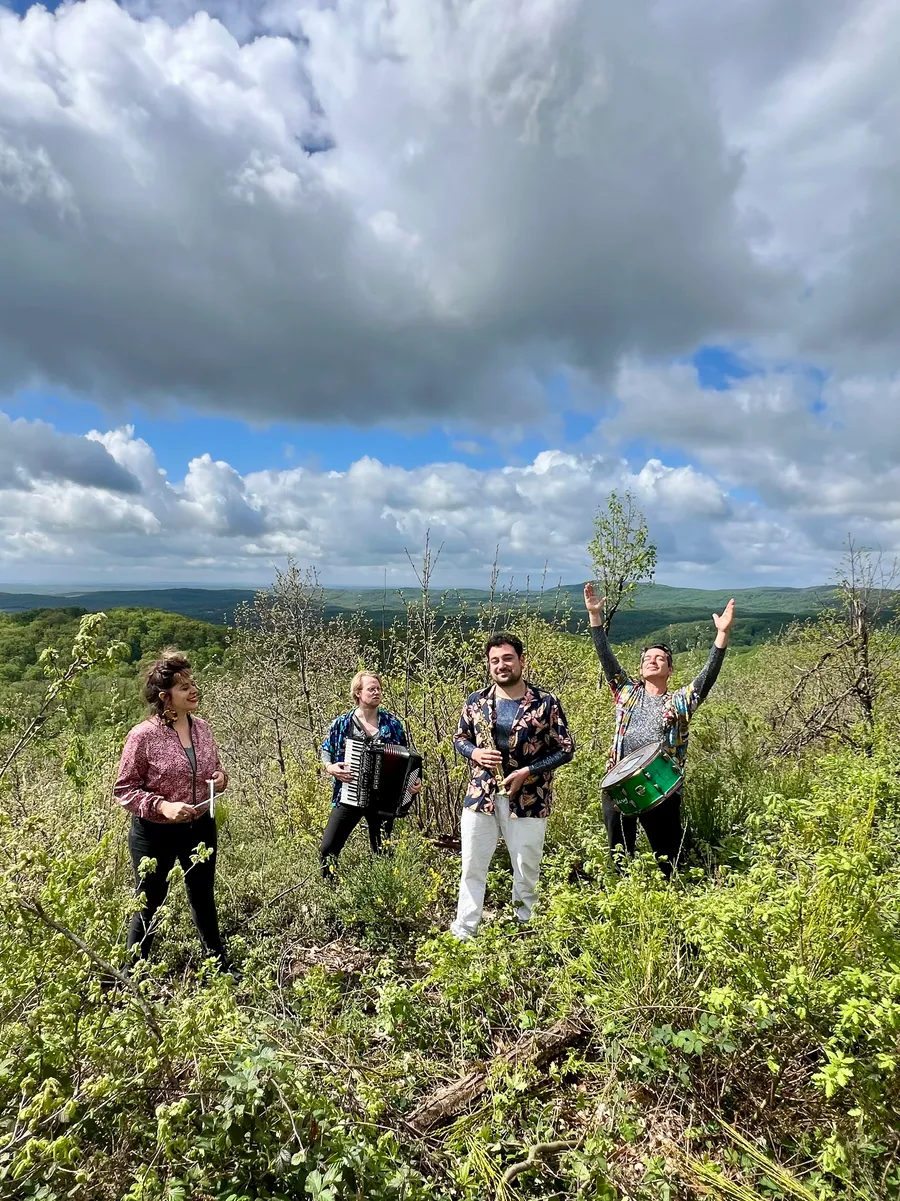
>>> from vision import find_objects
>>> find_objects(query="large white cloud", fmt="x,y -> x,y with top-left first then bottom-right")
0,412 -> 140,492
604,358 -> 900,558
1,0 -> 898,592
1,0 -> 898,428
689,0 -> 900,368
0,0 -> 776,425
0,413 -> 872,588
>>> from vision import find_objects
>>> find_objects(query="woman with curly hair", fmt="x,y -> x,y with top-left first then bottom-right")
113,649 -> 231,972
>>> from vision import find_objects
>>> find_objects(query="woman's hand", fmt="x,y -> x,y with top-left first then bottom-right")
713,598 -> 736,647
211,770 -> 227,795
713,598 -> 736,633
410,779 -> 422,794
159,800 -> 198,823
326,761 -> 353,784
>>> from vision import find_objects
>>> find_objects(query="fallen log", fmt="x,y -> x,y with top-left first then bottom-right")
406,1008 -> 591,1134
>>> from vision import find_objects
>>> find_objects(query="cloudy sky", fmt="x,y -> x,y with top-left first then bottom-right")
1,0 -> 897,589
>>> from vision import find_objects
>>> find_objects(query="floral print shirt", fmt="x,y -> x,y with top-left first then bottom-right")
114,715 -> 226,823
454,683 -> 575,818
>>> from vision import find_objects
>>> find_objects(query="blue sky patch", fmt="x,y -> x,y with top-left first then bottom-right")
690,345 -> 757,391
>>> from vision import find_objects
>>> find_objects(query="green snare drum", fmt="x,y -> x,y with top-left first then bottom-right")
601,742 -> 683,817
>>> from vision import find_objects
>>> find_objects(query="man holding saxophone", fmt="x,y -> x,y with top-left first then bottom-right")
450,633 -> 575,940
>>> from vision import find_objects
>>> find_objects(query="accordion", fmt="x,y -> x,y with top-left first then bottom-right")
340,738 -> 423,818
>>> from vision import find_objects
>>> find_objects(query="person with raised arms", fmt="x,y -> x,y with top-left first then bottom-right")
584,583 -> 735,876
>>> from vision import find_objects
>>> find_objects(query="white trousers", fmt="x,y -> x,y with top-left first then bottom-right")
450,796 -> 548,940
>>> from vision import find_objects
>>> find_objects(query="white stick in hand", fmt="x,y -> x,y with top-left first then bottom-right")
208,777 -> 216,820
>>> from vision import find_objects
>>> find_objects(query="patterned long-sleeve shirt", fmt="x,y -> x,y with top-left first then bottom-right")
320,709 -> 408,805
591,625 -> 726,771
454,683 -> 575,818
455,697 -> 572,775
113,715 -> 227,823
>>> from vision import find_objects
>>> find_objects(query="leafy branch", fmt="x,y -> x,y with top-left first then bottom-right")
587,489 -> 657,634
0,612 -> 128,785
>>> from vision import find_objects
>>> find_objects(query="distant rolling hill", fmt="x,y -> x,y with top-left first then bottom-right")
549,583 -> 840,646
0,582 -> 842,649
0,589 -> 254,625
612,583 -> 839,613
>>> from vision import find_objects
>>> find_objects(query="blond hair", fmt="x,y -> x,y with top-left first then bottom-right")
350,671 -> 383,704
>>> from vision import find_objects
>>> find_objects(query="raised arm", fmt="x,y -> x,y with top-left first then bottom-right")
712,598 -> 735,650
584,582 -> 630,690
688,598 -> 735,704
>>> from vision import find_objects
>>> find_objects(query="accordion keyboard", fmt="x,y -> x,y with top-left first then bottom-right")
340,737 -> 368,809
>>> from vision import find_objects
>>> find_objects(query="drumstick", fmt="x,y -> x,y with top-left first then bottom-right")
208,777 -> 216,820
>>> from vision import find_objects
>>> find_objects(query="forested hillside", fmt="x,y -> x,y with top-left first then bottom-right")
1,563 -> 898,1200
0,607 -> 228,684
0,578 -> 847,672
0,588 -> 252,625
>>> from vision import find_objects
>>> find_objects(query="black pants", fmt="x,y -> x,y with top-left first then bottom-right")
320,803 -> 395,878
602,788 -> 688,878
127,814 -> 225,964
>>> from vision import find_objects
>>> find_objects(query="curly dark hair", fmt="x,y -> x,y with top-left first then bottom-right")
143,648 -> 192,719
484,632 -> 524,659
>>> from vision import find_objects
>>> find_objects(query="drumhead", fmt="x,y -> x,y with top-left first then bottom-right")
601,741 -> 663,787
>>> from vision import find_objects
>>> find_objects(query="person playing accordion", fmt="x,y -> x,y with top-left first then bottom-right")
319,671 -> 420,878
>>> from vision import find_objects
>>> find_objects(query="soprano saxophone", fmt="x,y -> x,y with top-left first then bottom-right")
473,708 -> 509,798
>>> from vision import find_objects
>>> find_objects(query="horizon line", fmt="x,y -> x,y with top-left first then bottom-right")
0,581 -> 837,595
